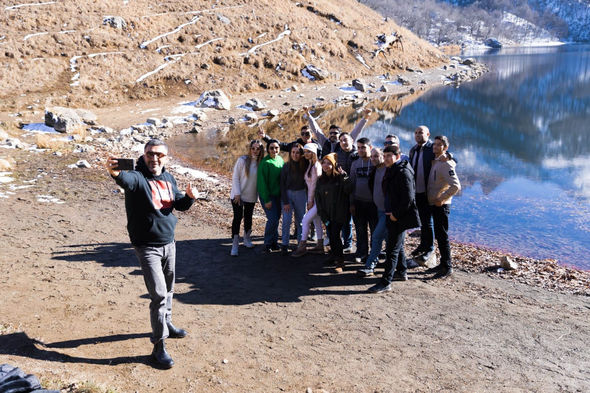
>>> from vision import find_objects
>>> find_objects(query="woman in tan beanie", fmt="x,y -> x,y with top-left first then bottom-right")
315,153 -> 353,272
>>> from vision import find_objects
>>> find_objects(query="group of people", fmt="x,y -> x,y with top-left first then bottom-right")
104,108 -> 461,369
230,109 -> 462,292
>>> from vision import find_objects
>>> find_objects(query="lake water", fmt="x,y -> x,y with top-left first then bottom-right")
171,44 -> 590,270
364,44 -> 590,270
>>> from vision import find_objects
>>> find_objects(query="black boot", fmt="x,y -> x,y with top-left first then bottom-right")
167,322 -> 187,339
152,340 -> 174,369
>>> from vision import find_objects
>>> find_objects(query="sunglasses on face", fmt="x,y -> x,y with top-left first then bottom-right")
145,151 -> 167,158
301,131 -> 311,136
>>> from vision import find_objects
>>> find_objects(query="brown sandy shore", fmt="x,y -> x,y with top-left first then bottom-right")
1,69 -> 589,393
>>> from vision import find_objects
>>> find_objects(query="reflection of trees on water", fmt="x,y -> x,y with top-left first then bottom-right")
171,92 -> 414,176
387,45 -> 590,197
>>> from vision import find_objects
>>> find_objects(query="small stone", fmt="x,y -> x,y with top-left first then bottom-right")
306,388 -> 313,393
291,84 -> 298,91
267,109 -> 279,117
500,256 -> 518,270
0,158 -> 11,171
379,85 -> 388,93
75,160 -> 91,168
222,359 -> 228,364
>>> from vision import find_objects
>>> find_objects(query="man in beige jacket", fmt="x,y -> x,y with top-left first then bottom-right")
426,135 -> 461,278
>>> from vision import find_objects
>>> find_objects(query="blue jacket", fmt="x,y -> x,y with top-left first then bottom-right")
114,156 -> 194,246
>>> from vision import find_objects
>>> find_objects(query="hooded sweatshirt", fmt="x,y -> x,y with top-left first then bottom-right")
114,156 -> 194,247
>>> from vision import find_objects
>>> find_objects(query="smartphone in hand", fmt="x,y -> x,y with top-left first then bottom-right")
115,158 -> 135,171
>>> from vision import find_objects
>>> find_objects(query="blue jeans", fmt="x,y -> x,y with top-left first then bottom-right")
261,195 -> 281,246
364,210 -> 387,270
281,189 -> 307,246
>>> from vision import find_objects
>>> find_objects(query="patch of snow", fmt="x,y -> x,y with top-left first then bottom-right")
23,32 -> 49,41
171,165 -> 219,184
240,29 -> 291,56
21,123 -> 58,133
5,1 -> 56,11
339,85 -> 358,92
195,37 -> 223,50
37,194 -> 65,204
140,16 -> 200,49
301,69 -> 315,81
9,184 -> 34,190
0,172 -> 14,184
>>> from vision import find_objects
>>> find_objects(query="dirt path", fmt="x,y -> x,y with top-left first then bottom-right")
1,147 -> 589,393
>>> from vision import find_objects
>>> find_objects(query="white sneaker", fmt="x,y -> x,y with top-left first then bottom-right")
230,235 -> 239,256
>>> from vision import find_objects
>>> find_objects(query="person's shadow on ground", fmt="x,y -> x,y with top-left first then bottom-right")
52,237 -> 373,306
0,332 -> 152,366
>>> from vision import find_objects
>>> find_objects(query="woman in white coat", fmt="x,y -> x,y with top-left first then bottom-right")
291,143 -> 324,257
230,139 -> 264,256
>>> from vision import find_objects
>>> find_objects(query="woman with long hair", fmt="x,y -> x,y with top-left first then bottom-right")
230,139 -> 264,256
257,139 -> 285,253
291,143 -> 324,258
315,153 -> 353,272
280,143 -> 308,255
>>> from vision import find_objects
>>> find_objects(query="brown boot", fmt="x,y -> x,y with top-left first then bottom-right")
290,240 -> 307,258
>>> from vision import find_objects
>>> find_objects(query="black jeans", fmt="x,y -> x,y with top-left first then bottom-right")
231,200 -> 255,236
352,199 -> 378,258
432,204 -> 452,269
328,222 -> 344,258
381,220 -> 407,284
416,192 -> 434,253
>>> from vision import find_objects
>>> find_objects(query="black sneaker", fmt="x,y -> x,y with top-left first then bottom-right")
367,282 -> 392,293
411,247 -> 424,257
406,258 -> 420,269
424,264 -> 443,274
280,246 -> 289,256
434,267 -> 453,279
356,268 -> 374,277
392,271 -> 408,281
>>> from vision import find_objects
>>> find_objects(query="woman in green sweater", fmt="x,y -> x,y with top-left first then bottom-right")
257,139 -> 285,252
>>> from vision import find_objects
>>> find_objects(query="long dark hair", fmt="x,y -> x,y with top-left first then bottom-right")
288,143 -> 307,174
244,139 -> 263,178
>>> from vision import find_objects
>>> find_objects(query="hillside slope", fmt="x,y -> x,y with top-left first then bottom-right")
0,0 -> 445,112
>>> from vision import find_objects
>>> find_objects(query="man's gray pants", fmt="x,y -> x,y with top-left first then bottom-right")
133,242 -> 176,344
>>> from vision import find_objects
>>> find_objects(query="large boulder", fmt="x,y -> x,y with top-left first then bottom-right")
352,79 -> 367,92
197,90 -> 231,110
244,98 -> 267,111
103,16 -> 127,29
302,65 -> 329,81
44,107 -> 83,133
75,108 -> 97,125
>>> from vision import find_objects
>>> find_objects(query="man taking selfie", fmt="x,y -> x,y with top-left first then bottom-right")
106,139 -> 197,369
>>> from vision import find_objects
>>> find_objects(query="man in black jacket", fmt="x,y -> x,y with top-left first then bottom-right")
106,139 -> 197,369
368,145 -> 420,293
407,125 -> 436,264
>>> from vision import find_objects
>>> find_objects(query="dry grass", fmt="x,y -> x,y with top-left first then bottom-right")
34,134 -> 69,151
0,0 -> 445,112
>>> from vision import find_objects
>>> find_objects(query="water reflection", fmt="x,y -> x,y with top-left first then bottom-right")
381,44 -> 590,269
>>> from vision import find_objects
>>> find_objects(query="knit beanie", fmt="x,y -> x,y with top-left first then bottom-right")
322,152 -> 338,169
